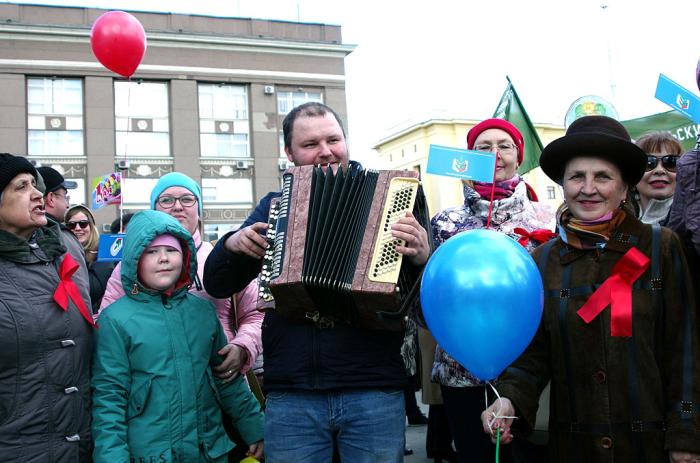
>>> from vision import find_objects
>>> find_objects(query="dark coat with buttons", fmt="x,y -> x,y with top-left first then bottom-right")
498,213 -> 700,462
0,222 -> 94,462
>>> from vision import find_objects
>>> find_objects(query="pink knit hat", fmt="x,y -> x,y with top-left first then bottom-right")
467,118 -> 525,165
147,234 -> 182,253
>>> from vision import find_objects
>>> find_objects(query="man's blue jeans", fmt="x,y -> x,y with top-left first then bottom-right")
264,388 -> 405,462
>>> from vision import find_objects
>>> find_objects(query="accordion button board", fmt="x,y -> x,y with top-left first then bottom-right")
368,177 -> 419,283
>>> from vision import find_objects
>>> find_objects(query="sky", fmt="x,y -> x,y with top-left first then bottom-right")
4,0 -> 700,167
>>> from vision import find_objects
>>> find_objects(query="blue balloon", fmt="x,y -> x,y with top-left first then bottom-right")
420,229 -> 544,381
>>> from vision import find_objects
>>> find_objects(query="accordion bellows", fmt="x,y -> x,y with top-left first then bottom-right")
259,164 -> 429,331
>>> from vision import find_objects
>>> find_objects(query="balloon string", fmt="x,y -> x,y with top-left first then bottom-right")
485,151 -> 498,229
496,427 -> 500,463
119,82 -> 133,232
485,381 -> 518,463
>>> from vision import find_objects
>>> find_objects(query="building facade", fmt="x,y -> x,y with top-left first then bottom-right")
373,117 -> 566,219
0,3 -> 353,240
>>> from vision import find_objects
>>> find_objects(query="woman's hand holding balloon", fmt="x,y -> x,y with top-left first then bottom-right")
481,397 -> 516,445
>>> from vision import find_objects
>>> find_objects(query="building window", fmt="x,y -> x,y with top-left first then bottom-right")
201,178 -> 253,207
121,178 -> 158,207
68,177 -> 87,206
198,84 -> 250,158
114,81 -> 170,157
547,186 -> 556,200
27,77 -> 84,157
277,90 -> 323,116
203,223 -> 239,242
277,89 -> 323,157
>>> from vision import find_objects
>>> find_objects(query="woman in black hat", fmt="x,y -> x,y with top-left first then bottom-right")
480,116 -> 700,462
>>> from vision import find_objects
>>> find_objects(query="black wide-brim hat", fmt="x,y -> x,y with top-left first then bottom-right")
540,115 -> 647,186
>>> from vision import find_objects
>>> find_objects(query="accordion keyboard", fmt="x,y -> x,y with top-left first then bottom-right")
368,177 -> 419,283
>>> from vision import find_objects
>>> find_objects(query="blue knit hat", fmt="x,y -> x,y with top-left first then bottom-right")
150,172 -> 203,217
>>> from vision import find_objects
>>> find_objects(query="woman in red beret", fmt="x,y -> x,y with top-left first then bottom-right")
429,118 -> 555,462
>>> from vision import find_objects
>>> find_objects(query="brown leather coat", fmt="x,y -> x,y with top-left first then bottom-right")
499,214 -> 700,462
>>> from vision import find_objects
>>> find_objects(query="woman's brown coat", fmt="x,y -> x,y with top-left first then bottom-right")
499,214 -> 700,462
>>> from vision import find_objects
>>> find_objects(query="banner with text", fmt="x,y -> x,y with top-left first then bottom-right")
621,110 -> 699,152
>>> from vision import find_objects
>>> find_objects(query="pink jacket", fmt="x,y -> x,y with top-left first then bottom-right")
99,229 -> 263,373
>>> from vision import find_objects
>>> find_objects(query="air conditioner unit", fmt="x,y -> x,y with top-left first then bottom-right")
278,159 -> 292,171
235,160 -> 249,170
116,160 -> 131,170
264,85 -> 275,95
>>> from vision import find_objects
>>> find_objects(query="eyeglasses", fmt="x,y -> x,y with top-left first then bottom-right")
473,142 -> 518,154
645,155 -> 678,173
67,220 -> 90,230
52,190 -> 70,203
157,194 -> 198,209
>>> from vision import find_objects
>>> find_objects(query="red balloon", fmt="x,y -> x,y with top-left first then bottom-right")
90,11 -> 146,78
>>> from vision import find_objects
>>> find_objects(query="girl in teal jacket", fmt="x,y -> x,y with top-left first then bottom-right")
92,210 -> 264,462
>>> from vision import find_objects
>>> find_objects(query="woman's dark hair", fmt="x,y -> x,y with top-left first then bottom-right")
110,212 -> 134,234
634,131 -> 683,156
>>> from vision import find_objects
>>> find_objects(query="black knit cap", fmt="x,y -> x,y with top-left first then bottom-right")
0,153 -> 38,194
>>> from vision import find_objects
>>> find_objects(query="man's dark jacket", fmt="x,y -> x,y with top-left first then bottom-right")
203,163 -> 409,392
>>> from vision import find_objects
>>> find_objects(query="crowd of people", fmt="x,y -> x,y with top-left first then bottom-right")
0,95 -> 699,463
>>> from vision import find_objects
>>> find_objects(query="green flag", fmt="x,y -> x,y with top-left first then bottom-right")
621,110 -> 699,152
493,77 -> 544,175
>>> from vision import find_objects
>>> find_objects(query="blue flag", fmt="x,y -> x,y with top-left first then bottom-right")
426,145 -> 496,182
655,73 -> 700,124
97,234 -> 125,262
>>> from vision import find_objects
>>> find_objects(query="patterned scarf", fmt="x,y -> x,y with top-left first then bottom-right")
472,175 -> 520,201
557,205 -> 626,250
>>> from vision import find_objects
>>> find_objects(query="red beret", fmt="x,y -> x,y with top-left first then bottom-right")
466,118 -> 524,165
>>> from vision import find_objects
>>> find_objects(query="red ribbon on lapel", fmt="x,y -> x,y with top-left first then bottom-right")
53,253 -> 97,328
513,228 -> 557,247
576,247 -> 649,337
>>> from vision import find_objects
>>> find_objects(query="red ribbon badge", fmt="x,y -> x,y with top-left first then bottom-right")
513,228 -> 557,248
53,253 -> 97,328
576,247 -> 650,337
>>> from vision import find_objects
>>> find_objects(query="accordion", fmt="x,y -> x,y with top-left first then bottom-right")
258,164 -> 430,331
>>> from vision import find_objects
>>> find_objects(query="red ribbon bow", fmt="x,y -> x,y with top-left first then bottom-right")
513,228 -> 557,247
53,253 -> 97,328
576,247 -> 649,337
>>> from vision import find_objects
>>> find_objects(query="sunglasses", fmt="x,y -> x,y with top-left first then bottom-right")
67,220 -> 90,230
645,155 -> 678,173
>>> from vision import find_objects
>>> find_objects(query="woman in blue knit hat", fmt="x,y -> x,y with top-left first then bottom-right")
99,172 -> 263,384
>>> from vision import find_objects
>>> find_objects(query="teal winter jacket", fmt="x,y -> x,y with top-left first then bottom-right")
91,210 -> 264,462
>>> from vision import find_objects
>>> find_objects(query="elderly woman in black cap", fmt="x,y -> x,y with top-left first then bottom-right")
480,116 -> 700,463
0,153 -> 94,461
